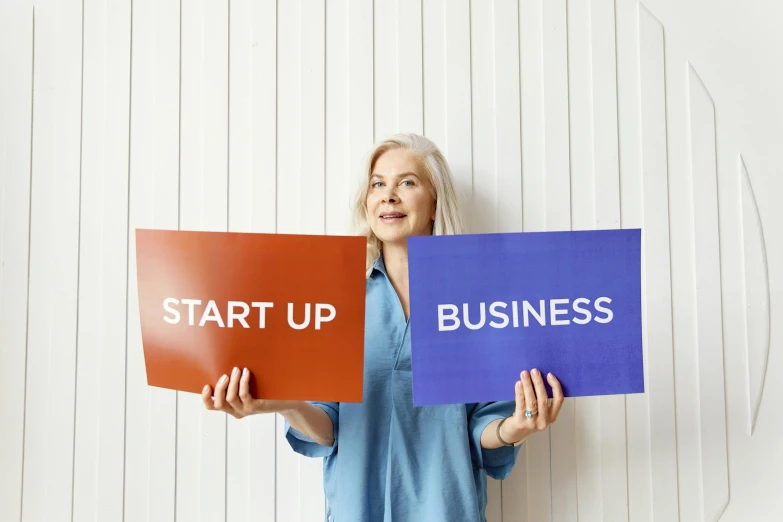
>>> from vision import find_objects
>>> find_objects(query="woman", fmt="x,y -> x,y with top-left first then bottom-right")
202,133 -> 565,521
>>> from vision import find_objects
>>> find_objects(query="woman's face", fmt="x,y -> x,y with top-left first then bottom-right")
366,148 -> 436,248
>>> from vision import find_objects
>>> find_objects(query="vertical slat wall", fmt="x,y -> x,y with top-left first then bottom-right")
1,0 -> 770,521
0,4 -> 34,522
125,0 -> 180,520
638,6 -> 680,522
73,0 -> 131,520
22,2 -> 83,520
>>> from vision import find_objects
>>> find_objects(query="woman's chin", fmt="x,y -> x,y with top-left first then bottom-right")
377,233 -> 410,247
377,230 -> 435,246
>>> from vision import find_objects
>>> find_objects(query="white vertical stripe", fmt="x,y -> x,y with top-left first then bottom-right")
422,0 -> 446,146
423,0 -> 474,228
125,1 -> 180,521
519,0 -> 546,235
348,0 -> 374,181
228,0 -> 277,236
567,0 -> 595,233
591,0 -> 622,230
638,5 -> 680,521
442,0 -> 474,228
23,2 -> 83,519
667,37 -> 702,522
542,0 -> 572,230
326,0 -> 353,236
300,0 -> 326,236
687,66 -> 730,521
469,0 -> 495,235
397,0 -> 424,135
73,0 -> 131,520
493,0 -> 523,234
502,453 -> 529,522
374,0 -> 398,142
0,5 -> 33,522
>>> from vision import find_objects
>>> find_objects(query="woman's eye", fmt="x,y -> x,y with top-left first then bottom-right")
371,181 -> 383,188
401,180 -> 415,187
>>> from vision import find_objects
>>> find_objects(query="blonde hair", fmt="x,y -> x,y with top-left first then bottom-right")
352,133 -> 466,277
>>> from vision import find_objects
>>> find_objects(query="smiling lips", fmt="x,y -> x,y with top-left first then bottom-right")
380,211 -> 406,222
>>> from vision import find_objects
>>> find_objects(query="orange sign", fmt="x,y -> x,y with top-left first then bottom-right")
135,229 -> 366,402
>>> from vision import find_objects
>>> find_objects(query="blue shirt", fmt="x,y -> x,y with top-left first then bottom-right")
285,253 -> 521,521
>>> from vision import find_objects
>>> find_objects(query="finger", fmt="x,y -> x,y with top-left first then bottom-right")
520,370 -> 537,418
213,374 -> 230,411
531,369 -> 549,405
202,385 -> 215,411
238,367 -> 253,405
514,379 -> 525,417
531,369 -> 550,426
226,367 -> 241,408
547,372 -> 565,422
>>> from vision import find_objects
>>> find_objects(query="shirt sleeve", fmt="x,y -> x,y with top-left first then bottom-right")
467,401 -> 522,480
284,401 -> 339,458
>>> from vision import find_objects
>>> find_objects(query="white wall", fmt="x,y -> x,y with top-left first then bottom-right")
1,0 -> 780,520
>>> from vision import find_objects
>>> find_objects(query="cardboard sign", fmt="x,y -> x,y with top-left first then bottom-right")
408,229 -> 644,406
135,229 -> 367,402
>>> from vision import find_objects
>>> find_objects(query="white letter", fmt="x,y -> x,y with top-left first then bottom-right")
594,297 -> 614,323
288,303 -> 311,330
512,301 -> 519,327
163,298 -> 180,324
199,299 -> 225,327
523,300 -> 546,326
181,299 -> 202,325
227,301 -> 250,328
315,304 -> 336,330
463,302 -> 486,330
550,299 -> 570,326
251,302 -> 274,328
438,304 -> 460,331
572,298 -> 592,325
489,302 -> 509,328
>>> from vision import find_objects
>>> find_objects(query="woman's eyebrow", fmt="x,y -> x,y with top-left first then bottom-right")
370,172 -> 421,179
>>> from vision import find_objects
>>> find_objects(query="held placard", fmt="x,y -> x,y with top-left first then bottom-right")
135,229 -> 366,402
408,229 -> 644,406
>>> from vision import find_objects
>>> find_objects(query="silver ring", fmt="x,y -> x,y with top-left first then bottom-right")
525,410 -> 538,418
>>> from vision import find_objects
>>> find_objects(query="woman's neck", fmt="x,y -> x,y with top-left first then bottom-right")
382,242 -> 411,320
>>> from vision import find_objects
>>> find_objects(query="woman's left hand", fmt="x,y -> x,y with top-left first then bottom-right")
502,369 -> 565,442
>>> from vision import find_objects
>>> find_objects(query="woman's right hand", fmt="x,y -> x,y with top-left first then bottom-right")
202,367 -> 302,419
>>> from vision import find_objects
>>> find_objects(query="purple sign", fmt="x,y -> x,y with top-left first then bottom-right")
408,229 -> 644,406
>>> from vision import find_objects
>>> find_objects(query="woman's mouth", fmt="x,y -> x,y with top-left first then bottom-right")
380,212 -> 406,223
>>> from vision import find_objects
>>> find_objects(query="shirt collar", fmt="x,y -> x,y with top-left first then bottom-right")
371,250 -> 387,277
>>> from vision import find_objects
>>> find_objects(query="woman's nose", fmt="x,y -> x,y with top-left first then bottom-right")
382,188 -> 398,203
